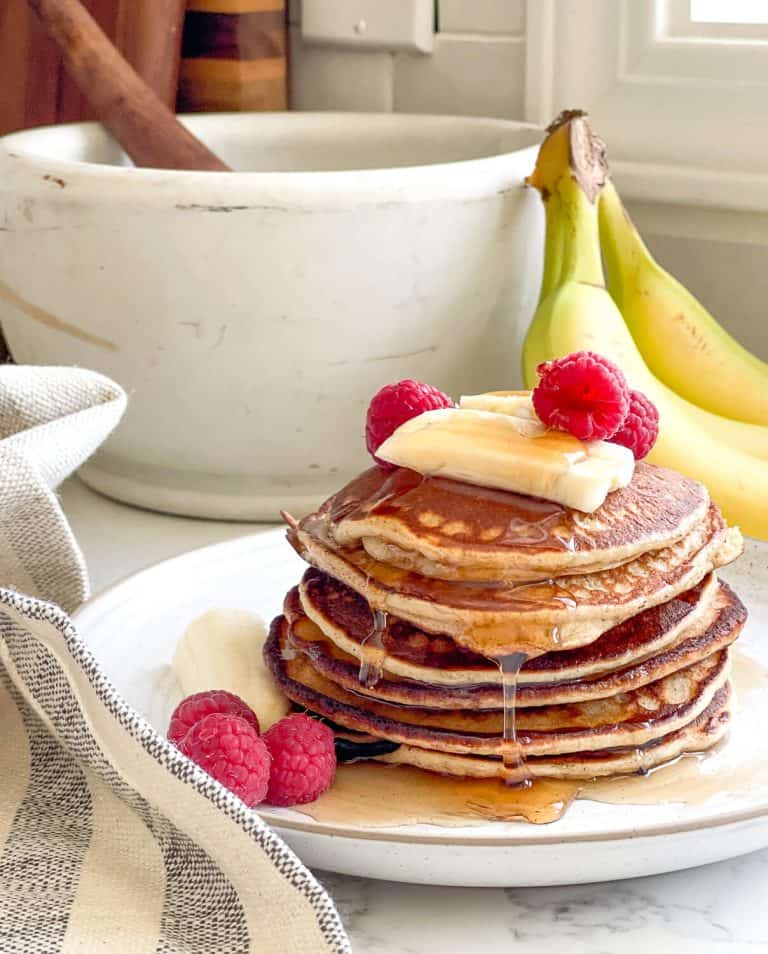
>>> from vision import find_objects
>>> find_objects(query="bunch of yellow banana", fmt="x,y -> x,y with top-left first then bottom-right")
522,111 -> 768,539
599,181 -> 768,425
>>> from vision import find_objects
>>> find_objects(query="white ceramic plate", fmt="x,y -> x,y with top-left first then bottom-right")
74,529 -> 768,887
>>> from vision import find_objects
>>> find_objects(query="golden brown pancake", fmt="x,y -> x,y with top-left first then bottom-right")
298,569 -> 727,688
283,580 -> 745,709
310,463 -> 711,582
265,615 -> 731,758
291,504 -> 742,656
372,686 -> 731,779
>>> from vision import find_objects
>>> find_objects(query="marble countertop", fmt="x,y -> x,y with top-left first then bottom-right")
61,477 -> 768,954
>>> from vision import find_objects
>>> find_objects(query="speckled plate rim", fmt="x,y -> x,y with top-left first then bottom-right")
257,801 -> 768,846
73,528 -> 768,850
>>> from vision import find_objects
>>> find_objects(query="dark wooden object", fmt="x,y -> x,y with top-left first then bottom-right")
11,0 -> 229,170
1,0 -> 183,134
177,0 -> 288,113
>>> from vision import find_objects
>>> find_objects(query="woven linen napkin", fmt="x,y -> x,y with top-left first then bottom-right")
0,366 -> 350,954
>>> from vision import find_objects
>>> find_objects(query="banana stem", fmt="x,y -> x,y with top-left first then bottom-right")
537,173 -> 606,301
528,112 -> 608,298
599,181 -> 647,306
538,198 -> 565,301
550,185 -> 605,289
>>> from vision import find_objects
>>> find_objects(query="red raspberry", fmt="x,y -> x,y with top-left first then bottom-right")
532,351 -> 630,441
263,713 -> 336,807
181,713 -> 270,807
168,690 -> 260,749
610,389 -> 659,460
366,379 -> 454,467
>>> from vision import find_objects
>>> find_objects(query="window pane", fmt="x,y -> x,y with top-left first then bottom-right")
690,0 -> 768,24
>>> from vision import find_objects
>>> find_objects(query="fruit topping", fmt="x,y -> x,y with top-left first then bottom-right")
263,713 -> 337,807
375,406 -> 633,512
459,391 -> 547,437
366,379 -> 454,467
532,351 -> 630,441
168,689 -> 260,748
181,712 -> 270,807
610,388 -> 660,460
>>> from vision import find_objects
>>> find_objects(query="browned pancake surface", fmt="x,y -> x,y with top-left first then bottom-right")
306,462 -> 710,581
373,687 -> 731,779
265,615 -> 730,757
291,502 -> 738,655
297,504 -> 724,614
284,579 -> 745,709
299,568 -> 726,682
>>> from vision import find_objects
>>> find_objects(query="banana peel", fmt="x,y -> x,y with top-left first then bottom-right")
599,180 -> 768,426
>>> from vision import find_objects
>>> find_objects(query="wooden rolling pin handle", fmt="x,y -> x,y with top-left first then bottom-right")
26,0 -> 231,171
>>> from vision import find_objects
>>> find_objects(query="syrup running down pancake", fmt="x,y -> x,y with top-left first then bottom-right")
283,577 -> 745,709
372,688 -> 732,781
298,569 -> 724,686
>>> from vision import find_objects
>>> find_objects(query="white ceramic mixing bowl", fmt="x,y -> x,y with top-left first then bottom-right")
0,113 -> 543,519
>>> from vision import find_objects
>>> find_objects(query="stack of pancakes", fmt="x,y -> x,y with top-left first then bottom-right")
266,463 -> 746,781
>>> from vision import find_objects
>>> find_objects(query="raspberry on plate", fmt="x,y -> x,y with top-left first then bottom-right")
532,351 -> 630,441
182,713 -> 270,807
168,689 -> 260,750
610,388 -> 659,460
366,379 -> 453,467
263,713 -> 336,807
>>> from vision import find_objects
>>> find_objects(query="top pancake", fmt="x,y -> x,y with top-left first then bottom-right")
307,463 -> 710,582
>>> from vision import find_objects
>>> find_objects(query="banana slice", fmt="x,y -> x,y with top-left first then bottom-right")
376,407 -> 634,512
460,390 -> 534,415
460,391 -> 547,437
460,392 -> 633,492
173,609 -> 290,730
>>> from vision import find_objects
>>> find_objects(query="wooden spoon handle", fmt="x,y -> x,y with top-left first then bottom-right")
115,0 -> 187,109
26,0 -> 231,171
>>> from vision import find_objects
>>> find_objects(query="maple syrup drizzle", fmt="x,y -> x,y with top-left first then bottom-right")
359,609 -> 388,689
278,599 -> 757,827
313,467 -> 580,556
490,584 -> 573,788
498,652 -> 530,786
299,651 -> 767,829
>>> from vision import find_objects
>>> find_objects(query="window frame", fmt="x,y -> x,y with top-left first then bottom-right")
524,0 -> 768,210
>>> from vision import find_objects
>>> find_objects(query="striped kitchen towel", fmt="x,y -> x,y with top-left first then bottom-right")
0,366 -> 350,953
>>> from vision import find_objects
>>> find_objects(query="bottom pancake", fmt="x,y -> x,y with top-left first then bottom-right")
371,685 -> 731,779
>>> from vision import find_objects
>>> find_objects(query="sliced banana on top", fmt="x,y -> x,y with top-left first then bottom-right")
377,405 -> 634,512
460,391 -> 547,437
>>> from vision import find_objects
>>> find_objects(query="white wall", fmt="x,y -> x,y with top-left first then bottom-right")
288,0 -> 767,361
289,1 -> 526,118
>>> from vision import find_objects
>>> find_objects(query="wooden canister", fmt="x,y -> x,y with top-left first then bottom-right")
176,0 -> 288,113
